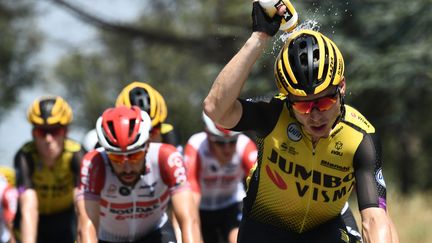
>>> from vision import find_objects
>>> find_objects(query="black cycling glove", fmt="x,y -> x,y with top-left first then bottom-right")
252,1 -> 282,36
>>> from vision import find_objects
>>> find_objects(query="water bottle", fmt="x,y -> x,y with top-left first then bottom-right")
259,0 -> 298,32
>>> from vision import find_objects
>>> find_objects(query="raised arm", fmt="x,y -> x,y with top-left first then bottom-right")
203,32 -> 271,128
203,2 -> 284,128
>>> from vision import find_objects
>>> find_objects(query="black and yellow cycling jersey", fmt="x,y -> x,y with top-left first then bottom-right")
234,95 -> 387,234
14,139 -> 83,215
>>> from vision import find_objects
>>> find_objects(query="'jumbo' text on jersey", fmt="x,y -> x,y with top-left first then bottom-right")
234,96 -> 387,233
14,139 -> 82,215
185,132 -> 257,210
79,143 -> 189,242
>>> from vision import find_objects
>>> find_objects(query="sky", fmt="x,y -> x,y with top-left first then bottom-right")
0,0 -> 143,166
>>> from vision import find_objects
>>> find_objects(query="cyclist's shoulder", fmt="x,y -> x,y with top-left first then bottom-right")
341,105 -> 375,133
186,132 -> 207,146
64,138 -> 82,153
17,141 -> 36,154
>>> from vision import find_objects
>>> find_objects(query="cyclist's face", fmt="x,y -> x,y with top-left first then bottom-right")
33,125 -> 66,163
208,135 -> 237,165
109,149 -> 148,186
291,82 -> 345,141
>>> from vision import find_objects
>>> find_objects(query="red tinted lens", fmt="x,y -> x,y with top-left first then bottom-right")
33,127 -> 65,137
292,96 -> 337,114
107,150 -> 146,165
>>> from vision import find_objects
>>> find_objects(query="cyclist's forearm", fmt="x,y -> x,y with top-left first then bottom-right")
76,198 -> 99,243
20,190 -> 38,243
180,218 -> 202,243
361,208 -> 392,243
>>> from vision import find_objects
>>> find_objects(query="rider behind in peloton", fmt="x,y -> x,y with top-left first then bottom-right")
14,96 -> 84,243
184,112 -> 257,243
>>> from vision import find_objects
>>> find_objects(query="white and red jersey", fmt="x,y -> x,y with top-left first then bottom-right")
79,143 -> 189,242
184,132 -> 257,210
0,175 -> 17,243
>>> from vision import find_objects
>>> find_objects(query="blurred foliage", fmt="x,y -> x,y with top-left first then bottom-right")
2,0 -> 431,193
0,1 -> 41,120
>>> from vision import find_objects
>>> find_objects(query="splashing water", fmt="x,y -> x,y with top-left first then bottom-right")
279,19 -> 321,42
267,19 -> 321,56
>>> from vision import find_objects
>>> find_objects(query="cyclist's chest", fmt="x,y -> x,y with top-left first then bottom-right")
260,120 -> 364,187
31,154 -> 74,190
198,151 -> 244,189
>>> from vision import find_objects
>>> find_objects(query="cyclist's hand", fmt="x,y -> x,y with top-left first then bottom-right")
252,1 -> 282,37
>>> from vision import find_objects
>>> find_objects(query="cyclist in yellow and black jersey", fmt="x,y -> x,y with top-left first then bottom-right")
204,2 -> 398,242
13,96 -> 84,243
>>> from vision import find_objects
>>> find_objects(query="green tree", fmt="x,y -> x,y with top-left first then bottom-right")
51,0 -> 432,192
0,1 -> 41,120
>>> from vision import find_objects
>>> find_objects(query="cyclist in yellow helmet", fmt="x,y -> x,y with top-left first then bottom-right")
13,96 -> 84,243
115,81 -> 178,145
203,2 -> 398,242
0,166 -> 15,187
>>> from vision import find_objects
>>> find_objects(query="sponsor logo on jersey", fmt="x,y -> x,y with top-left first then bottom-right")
330,126 -> 343,138
350,112 -> 370,128
119,186 -> 131,196
288,146 -> 299,155
375,169 -> 386,188
331,141 -> 344,156
266,149 -> 355,202
320,160 -> 350,172
287,123 -> 302,142
280,143 -> 299,155
108,184 -> 117,195
167,152 -> 187,185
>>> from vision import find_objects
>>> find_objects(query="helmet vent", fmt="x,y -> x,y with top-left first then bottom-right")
107,121 -> 117,144
128,119 -> 136,137
39,99 -> 55,120
130,88 -> 150,113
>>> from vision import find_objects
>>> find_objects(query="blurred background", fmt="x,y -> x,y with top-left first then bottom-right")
0,0 -> 431,241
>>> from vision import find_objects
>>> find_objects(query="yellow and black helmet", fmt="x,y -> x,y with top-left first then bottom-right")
27,96 -> 73,126
115,81 -> 168,127
274,29 -> 344,96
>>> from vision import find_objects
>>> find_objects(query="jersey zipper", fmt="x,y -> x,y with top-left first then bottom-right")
130,187 -> 137,241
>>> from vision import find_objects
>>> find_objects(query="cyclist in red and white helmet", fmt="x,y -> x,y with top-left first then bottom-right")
76,106 -> 201,243
184,112 -> 257,243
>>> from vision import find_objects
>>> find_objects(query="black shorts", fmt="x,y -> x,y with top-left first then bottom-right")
200,202 -> 242,243
99,220 -> 177,243
14,206 -> 76,243
237,215 -> 362,243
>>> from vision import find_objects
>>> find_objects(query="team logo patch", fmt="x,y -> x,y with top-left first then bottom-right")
287,123 -> 302,142
108,184 -> 117,195
119,186 -> 131,196
375,169 -> 386,188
